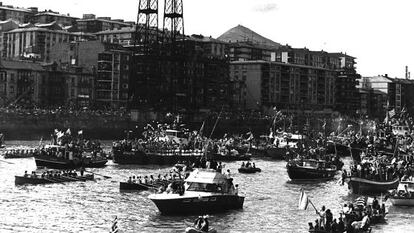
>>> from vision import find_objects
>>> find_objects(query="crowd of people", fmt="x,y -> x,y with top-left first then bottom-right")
309,197 -> 386,233
23,168 -> 85,179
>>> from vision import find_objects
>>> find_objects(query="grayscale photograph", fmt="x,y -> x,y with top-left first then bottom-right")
0,0 -> 413,232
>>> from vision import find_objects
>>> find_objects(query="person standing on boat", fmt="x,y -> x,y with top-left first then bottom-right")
316,206 -> 326,229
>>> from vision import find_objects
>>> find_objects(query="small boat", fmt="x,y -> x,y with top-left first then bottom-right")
238,167 -> 261,173
389,180 -> 414,206
185,227 -> 217,233
345,176 -> 400,194
3,148 -> 36,159
15,174 -> 94,185
35,155 -> 107,169
149,169 -> 244,215
286,159 -> 337,180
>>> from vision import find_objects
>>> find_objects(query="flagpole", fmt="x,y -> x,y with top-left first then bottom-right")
308,199 -> 319,213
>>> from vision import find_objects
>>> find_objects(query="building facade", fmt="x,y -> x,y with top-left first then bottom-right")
4,26 -> 72,61
32,11 -> 78,26
77,14 -> 133,33
0,3 -> 35,23
0,60 -> 47,106
229,61 -> 336,114
50,41 -> 131,108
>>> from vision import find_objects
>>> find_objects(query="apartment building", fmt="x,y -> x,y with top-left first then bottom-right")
230,61 -> 336,114
50,41 -> 131,108
0,3 -> 35,23
77,14 -> 133,33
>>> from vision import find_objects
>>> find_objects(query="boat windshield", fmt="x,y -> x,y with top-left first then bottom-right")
187,182 -> 223,193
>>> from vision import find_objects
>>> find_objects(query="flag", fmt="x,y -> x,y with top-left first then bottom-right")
389,109 -> 396,118
298,188 -> 309,210
199,121 -> 205,136
110,216 -> 118,233
246,131 -> 254,141
78,130 -> 83,135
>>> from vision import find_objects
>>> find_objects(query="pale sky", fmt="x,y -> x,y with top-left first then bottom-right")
9,0 -> 414,78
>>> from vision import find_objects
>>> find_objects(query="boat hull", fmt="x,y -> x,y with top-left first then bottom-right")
185,227 -> 217,233
150,195 -> 244,215
265,147 -> 287,160
347,177 -> 400,194
15,174 -> 94,185
119,182 -> 154,191
35,156 -> 107,169
238,167 -> 261,173
390,197 -> 414,206
286,165 -> 336,180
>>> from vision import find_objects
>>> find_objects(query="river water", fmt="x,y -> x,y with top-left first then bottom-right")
1,141 -> 413,233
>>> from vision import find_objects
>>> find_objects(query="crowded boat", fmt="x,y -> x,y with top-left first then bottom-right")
185,215 -> 217,233
34,129 -> 108,169
238,161 -> 261,173
15,169 -> 93,185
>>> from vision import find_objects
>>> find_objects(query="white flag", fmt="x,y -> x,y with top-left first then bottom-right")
298,188 -> 309,210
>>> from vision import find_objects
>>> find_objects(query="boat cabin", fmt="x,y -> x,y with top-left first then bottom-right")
184,169 -> 234,194
273,133 -> 305,148
397,181 -> 414,192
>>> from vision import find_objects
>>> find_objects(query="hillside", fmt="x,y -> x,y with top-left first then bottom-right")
217,25 -> 281,48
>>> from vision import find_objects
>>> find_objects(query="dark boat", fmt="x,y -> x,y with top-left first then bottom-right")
34,145 -> 107,169
112,149 -> 203,165
15,174 -> 94,185
149,169 -> 244,215
326,140 -> 351,157
185,227 -> 217,233
4,148 -> 35,159
286,159 -> 337,180
238,167 -> 261,173
35,155 -> 107,169
346,176 -> 400,194
265,146 -> 288,160
309,228 -> 371,233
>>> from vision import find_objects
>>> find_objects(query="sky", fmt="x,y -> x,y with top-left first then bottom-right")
9,0 -> 414,78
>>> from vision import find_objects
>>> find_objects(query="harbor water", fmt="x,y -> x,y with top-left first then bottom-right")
1,141 -> 414,233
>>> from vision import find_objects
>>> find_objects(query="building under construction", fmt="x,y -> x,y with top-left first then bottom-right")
129,0 -> 230,114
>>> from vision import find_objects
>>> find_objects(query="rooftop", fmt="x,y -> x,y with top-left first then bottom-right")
35,11 -> 78,19
230,60 -> 331,71
0,5 -> 32,13
77,18 -> 133,26
7,27 -> 72,34
0,60 -> 44,71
